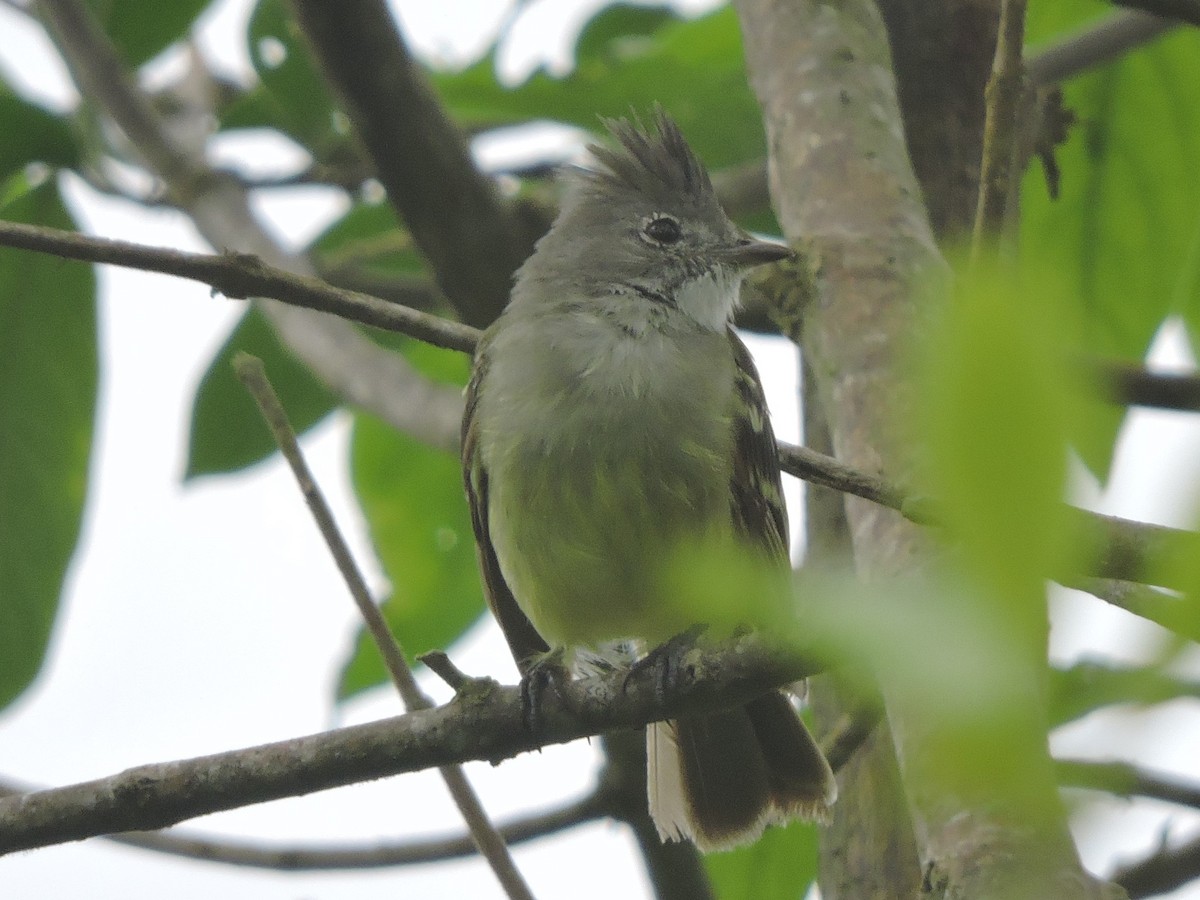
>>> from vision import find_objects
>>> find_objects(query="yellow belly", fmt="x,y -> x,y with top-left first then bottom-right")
488,452 -> 732,649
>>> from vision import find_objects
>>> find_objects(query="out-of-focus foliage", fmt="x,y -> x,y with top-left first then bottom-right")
705,817 -> 818,899
340,407 -> 482,700
186,307 -> 339,478
913,252 -> 1081,611
86,0 -> 210,66
0,178 -> 95,708
1024,6 -> 1200,477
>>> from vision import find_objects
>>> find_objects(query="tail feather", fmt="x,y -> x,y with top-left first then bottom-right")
646,690 -> 835,852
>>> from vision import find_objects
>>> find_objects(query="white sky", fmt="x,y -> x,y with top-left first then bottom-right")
1,1 -> 1199,898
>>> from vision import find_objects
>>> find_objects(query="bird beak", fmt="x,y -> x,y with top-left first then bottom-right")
715,235 -> 794,270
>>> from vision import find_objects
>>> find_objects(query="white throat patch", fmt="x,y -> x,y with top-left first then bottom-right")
674,268 -> 741,332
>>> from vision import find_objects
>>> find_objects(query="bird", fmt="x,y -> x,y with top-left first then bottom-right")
461,107 -> 836,851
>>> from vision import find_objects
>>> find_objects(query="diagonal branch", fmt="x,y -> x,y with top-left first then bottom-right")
0,633 -> 817,856
1114,0 -> 1200,27
1062,577 -> 1199,641
1056,758 -> 1200,810
235,355 -> 534,900
1026,9 -> 1175,86
1114,831 -> 1200,898
0,218 -> 476,352
37,0 -> 462,451
288,0 -> 540,328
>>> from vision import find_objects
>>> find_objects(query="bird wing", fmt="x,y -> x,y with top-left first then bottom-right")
726,327 -> 790,564
461,345 -> 551,671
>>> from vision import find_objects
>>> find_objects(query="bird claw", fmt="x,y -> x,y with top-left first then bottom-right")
624,624 -> 709,705
519,647 -> 570,735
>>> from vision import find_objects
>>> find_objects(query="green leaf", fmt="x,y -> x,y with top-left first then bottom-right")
86,0 -> 209,67
1020,28 -> 1200,477
338,413 -> 484,699
704,806 -> 817,900
1048,658 -> 1200,729
1025,2 -> 1112,45
915,254 -> 1079,611
0,91 -> 79,182
185,307 -> 338,478
224,0 -> 340,154
310,198 -> 423,280
435,5 -> 765,168
0,177 -> 96,710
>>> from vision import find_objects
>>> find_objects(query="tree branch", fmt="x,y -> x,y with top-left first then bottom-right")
0,775 -> 605,869
1115,831 -> 1200,899
1049,658 -> 1200,728
288,0 -> 540,328
0,633 -> 817,855
737,1 -> 1127,896
735,3 -> 932,897
1056,759 -> 1200,809
235,356 -> 534,900
1092,359 -> 1200,412
970,0 -> 1028,254
0,218 -> 476,352
37,0 -> 463,451
1062,577 -> 1199,641
1026,10 -> 1175,86
1114,0 -> 1200,27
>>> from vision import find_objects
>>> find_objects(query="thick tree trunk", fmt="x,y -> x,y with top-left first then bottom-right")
735,1 -> 1119,897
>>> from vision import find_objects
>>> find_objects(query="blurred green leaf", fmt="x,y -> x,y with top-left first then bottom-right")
436,4 -> 764,168
0,177 -> 96,710
223,0 -> 340,154
915,254 -> 1079,613
1048,658 -> 1200,728
1025,2 -> 1110,44
392,333 -> 471,385
87,0 -> 208,67
185,307 -> 338,478
1020,27 -> 1200,478
802,572 -> 1059,821
338,413 -> 484,699
0,91 -> 79,182
704,809 -> 817,900
310,198 -> 422,279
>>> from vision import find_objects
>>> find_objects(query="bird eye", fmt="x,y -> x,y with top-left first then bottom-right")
641,214 -> 682,246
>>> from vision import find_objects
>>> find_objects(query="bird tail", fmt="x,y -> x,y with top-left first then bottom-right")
646,690 -> 836,852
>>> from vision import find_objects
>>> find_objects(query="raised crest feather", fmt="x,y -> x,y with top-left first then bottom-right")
586,106 -> 715,205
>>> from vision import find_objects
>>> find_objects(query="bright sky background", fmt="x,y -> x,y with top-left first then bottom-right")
1,1 -> 1199,898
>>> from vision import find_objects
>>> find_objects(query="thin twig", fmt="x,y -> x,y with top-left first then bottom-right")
821,707 -> 881,774
1115,830 -> 1200,898
1056,758 -> 1200,809
1062,577 -> 1200,641
109,796 -> 603,869
0,774 -> 602,869
1092,359 -> 1200,412
0,219 -> 477,353
1048,658 -> 1200,728
777,441 -> 911,515
1114,0 -> 1200,27
1026,10 -> 1174,86
233,355 -> 534,900
970,0 -> 1028,259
